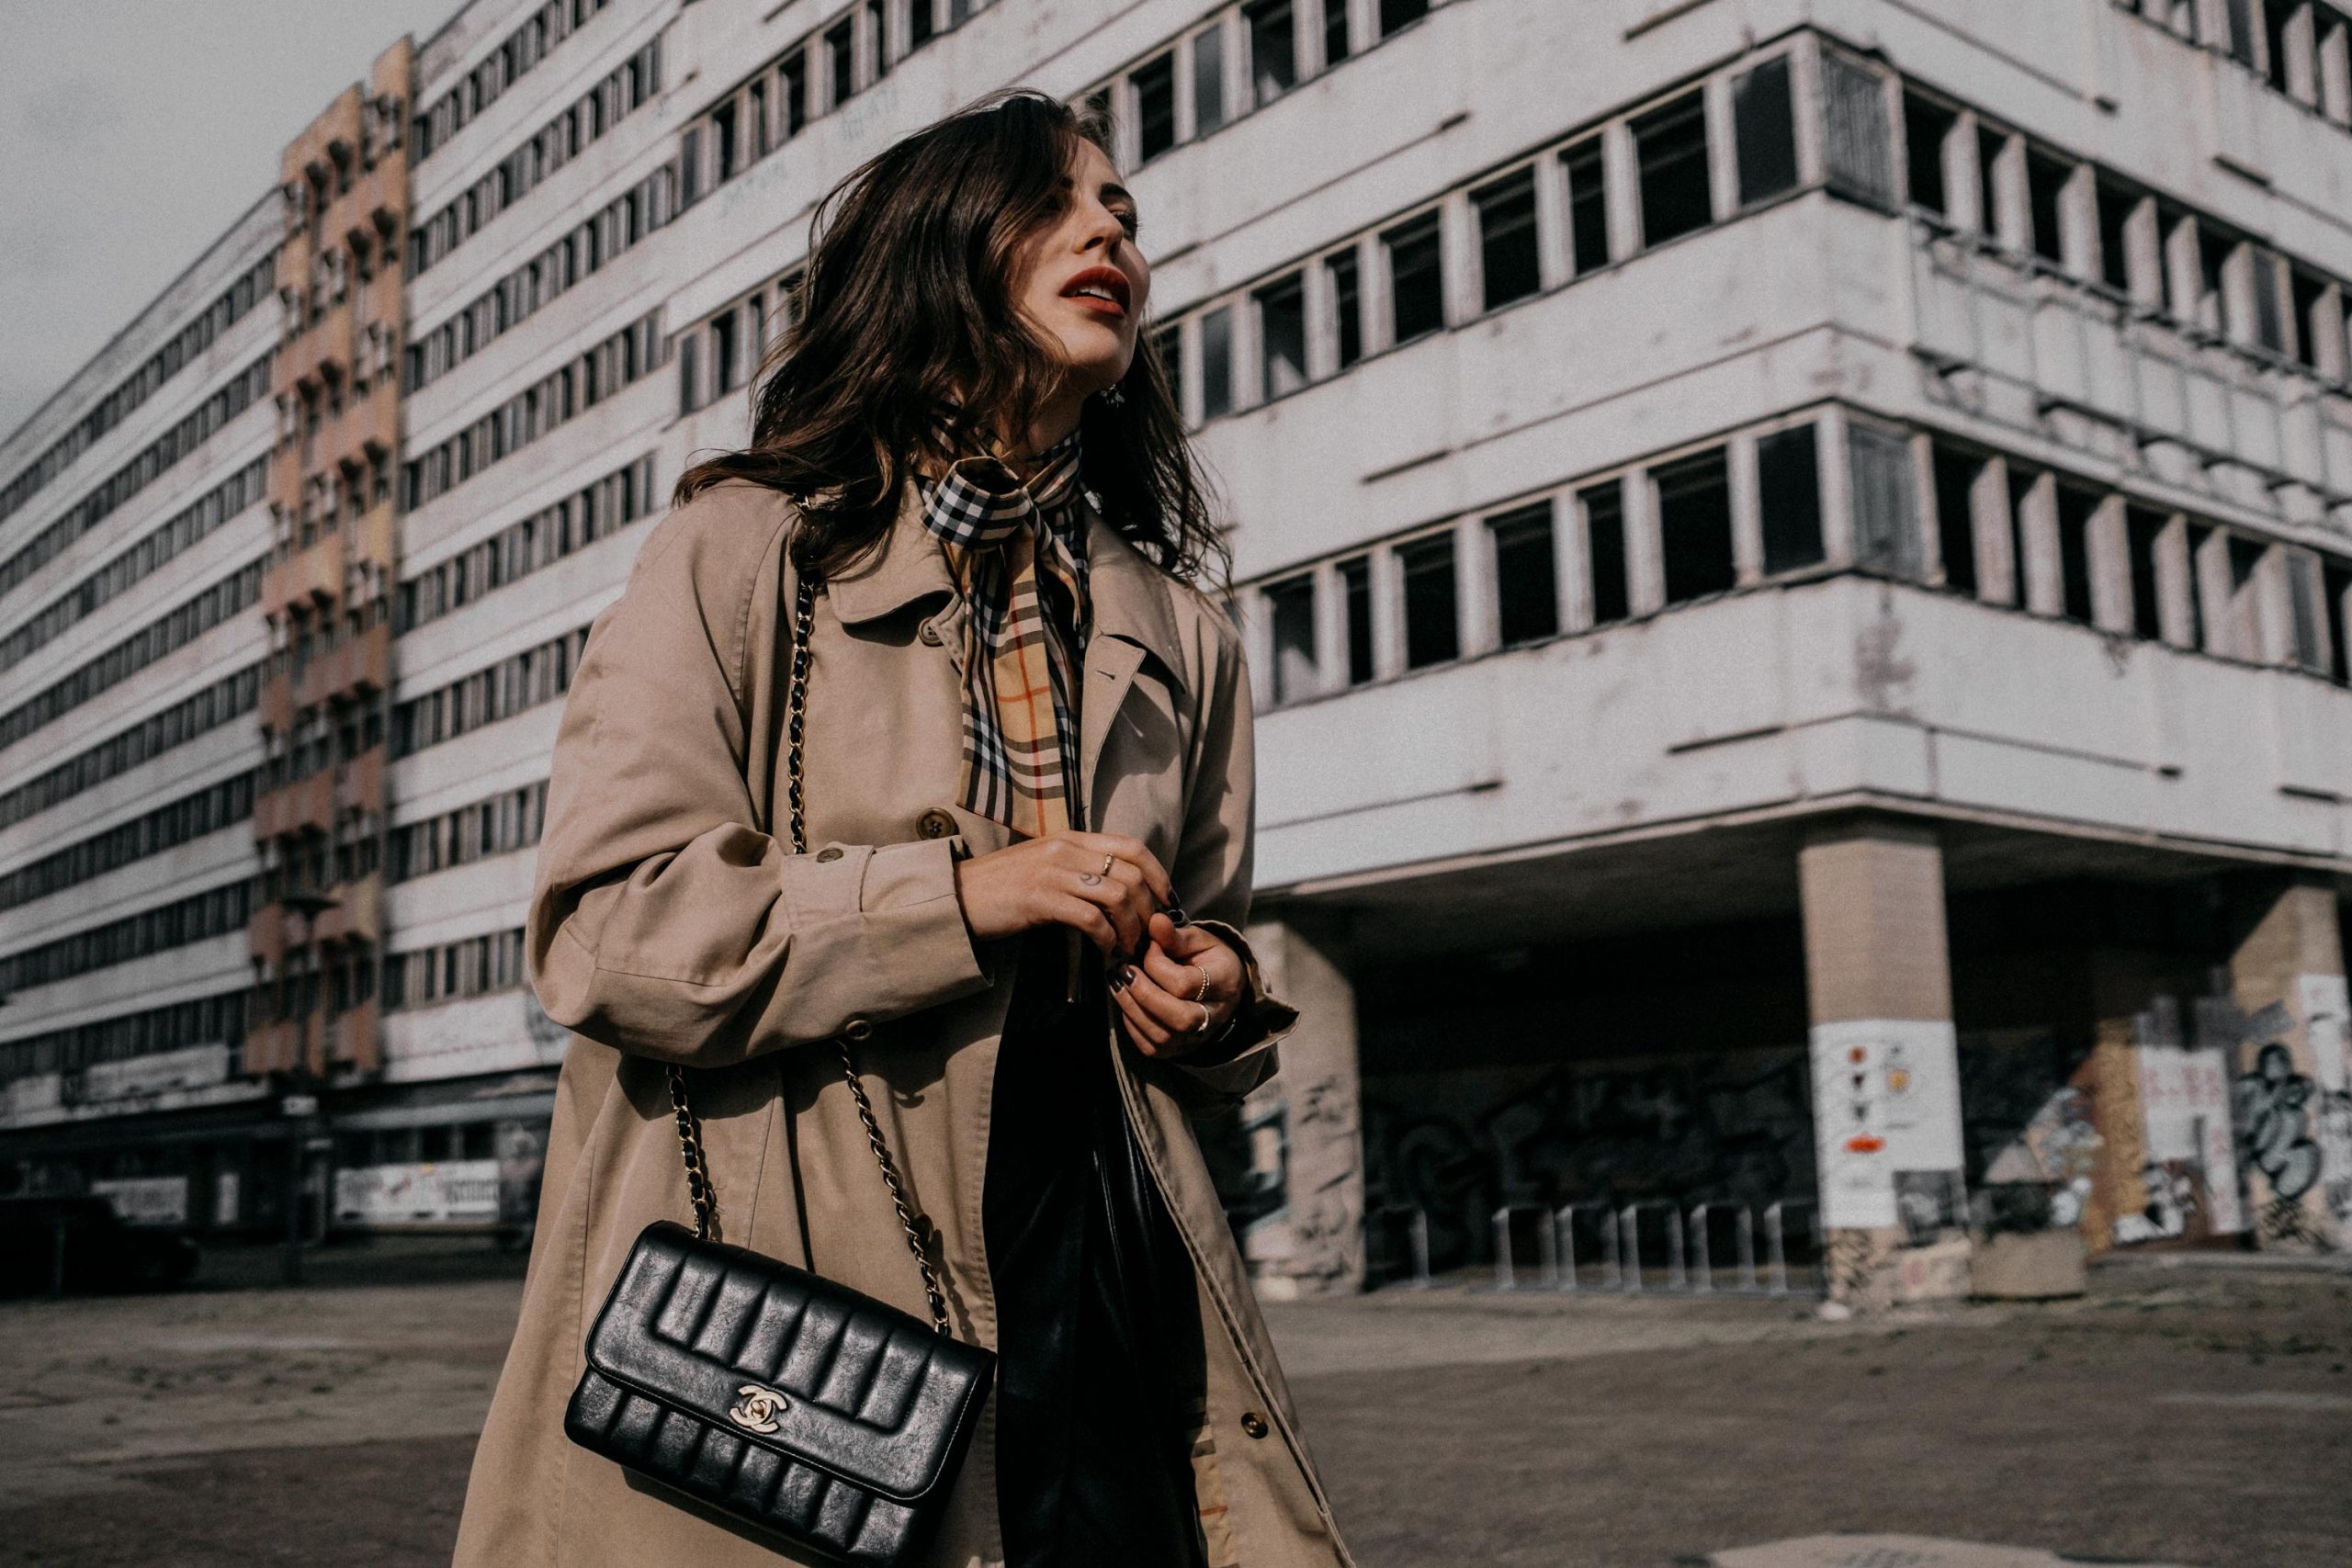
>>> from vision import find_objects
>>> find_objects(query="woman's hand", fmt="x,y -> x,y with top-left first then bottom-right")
952,830 -> 1175,958
1112,911 -> 1247,1059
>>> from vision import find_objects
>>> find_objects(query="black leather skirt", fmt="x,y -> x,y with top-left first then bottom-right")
982,925 -> 1211,1568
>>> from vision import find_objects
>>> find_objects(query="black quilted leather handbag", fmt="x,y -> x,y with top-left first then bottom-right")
563,572 -> 995,1565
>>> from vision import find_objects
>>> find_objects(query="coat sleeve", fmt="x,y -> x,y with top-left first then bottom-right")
524,498 -> 997,1068
1147,600 -> 1301,1116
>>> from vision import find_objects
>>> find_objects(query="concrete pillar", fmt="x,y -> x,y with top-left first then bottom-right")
1237,914 -> 1363,1299
2224,876 -> 2351,1250
1797,818 -> 1971,1307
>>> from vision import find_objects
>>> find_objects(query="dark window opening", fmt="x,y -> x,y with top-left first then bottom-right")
2054,486 -> 2098,625
1847,423 -> 1917,578
1582,482 -> 1631,626
1931,446 -> 1981,594
2199,229 -> 2234,335
2252,253 -> 2286,354
2264,0 -> 2295,90
1247,0 -> 1296,106
2184,523 -> 2212,649
2096,177 -> 2136,292
1733,56 -> 1800,207
1324,0 -> 1351,64
2324,560 -> 2351,684
1563,136 -> 1610,276
713,100 -> 738,184
711,310 -> 738,395
1657,448 -> 1736,604
2290,270 -> 2326,370
827,19 -> 854,107
1339,555 -> 1374,682
1634,92 -> 1713,248
1327,249 -> 1363,368
1151,323 -> 1183,422
1399,533 -> 1458,668
1135,53 -> 1177,163
1384,212 -> 1444,344
2125,506 -> 2166,641
1976,127 -> 2006,239
1256,274 -> 1308,399
1199,305 -> 1234,419
2026,148 -> 2069,265
1758,424 -> 1826,574
1380,0 -> 1430,38
1489,503 -> 1558,647
1475,169 -> 1542,310
1905,94 -> 1953,216
781,52 -> 808,137
2007,470 -> 2036,607
1266,573 -> 1317,705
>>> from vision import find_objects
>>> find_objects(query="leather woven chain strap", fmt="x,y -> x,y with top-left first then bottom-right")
665,569 -> 953,1336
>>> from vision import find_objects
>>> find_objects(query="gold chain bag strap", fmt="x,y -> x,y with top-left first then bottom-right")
563,571 -> 993,1566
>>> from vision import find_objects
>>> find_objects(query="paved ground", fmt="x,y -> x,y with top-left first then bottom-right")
0,1241 -> 2346,1566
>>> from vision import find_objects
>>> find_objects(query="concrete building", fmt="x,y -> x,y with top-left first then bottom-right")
2,0 -> 2348,1304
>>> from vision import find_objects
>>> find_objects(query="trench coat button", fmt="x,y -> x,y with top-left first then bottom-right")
1239,1411 -> 1269,1439
842,1016 -> 875,1042
814,845 -> 844,863
917,807 -> 956,840
919,620 -> 944,647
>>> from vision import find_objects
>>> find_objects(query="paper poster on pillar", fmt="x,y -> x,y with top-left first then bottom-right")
1810,1018 -> 1965,1232
2300,972 -> 2351,1238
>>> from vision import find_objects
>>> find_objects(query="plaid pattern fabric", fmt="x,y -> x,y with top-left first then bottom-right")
914,425 -> 1092,839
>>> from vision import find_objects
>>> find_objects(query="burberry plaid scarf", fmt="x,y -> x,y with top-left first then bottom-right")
913,423 -> 1093,840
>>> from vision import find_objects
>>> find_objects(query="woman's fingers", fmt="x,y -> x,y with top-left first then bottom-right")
1056,831 -> 1176,910
1113,930 -> 1240,1055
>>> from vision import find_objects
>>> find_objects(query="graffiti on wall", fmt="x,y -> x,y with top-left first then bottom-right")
1352,1051 -> 1813,1274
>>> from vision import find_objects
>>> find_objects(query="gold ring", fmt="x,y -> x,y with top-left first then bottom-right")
1100,852 -> 1114,877
1192,965 -> 1208,1002
1195,1002 -> 1212,1034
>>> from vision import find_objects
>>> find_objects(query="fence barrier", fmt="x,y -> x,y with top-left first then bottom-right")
1460,1196 -> 1822,1298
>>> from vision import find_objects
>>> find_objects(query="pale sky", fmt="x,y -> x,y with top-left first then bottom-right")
0,0 -> 467,448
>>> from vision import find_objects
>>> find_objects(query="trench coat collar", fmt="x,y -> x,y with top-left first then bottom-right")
824,471 -> 1191,700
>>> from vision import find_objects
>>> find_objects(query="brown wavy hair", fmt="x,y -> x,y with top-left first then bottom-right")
673,87 -> 1231,597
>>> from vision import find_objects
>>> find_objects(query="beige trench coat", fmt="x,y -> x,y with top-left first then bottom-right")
451,474 -> 1354,1568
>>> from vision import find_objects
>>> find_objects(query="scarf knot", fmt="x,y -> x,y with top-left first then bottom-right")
914,424 -> 1092,838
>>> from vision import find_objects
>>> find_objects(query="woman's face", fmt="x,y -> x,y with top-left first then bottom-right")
1011,135 -> 1149,402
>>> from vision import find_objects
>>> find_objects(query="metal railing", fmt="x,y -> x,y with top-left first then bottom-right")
1465,1196 -> 1824,1298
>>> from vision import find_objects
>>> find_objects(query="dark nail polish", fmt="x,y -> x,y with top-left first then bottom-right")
1168,906 -> 1190,926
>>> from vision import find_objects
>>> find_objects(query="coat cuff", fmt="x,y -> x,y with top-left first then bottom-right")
1164,917 -> 1297,1095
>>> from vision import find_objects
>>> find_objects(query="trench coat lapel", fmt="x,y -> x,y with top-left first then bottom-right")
826,475 -> 1191,834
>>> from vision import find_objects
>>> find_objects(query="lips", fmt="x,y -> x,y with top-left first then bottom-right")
1060,265 -> 1130,315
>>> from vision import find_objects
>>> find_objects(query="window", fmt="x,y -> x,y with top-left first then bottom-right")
712,310 -> 739,395
1849,423 -> 1917,578
1580,481 -> 1630,626
1327,249 -> 1363,369
2290,269 -> 2329,371
680,127 -> 703,206
2054,486 -> 2098,625
1193,26 -> 1227,137
1634,92 -> 1712,248
1975,126 -> 2007,240
1489,503 -> 1557,647
1151,323 -> 1183,419
1199,304 -> 1235,419
1563,136 -> 1609,276
2253,251 -> 2286,354
677,332 -> 699,414
910,0 -> 936,50
1398,533 -> 1458,668
868,0 -> 889,77
713,99 -> 739,184
1733,56 -> 1799,207
2324,558 -> 2351,684
2288,550 -> 2325,670
1326,0 -> 1363,64
1905,93 -> 1954,217
1657,448 -> 1736,604
2125,506 -> 2166,641
1820,51 -> 1894,206
2184,522 -> 2212,649
1384,211 -> 1444,344
827,19 -> 854,108
1380,0 -> 1430,37
1759,424 -> 1827,575
2226,0 -> 2260,67
1474,169 -> 1541,311
1247,0 -> 1296,107
2197,227 -> 2233,336
1135,53 -> 1177,163
1931,446 -> 1981,594
1265,573 -> 1317,703
2096,176 -> 2136,293
781,51 -> 808,138
2006,468 -> 2036,607
1256,274 -> 1308,399
1338,554 -> 1374,682
2025,148 -> 2070,266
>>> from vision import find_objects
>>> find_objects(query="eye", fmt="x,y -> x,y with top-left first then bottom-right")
1118,209 -> 1141,238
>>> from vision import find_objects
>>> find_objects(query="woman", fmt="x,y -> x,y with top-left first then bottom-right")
451,88 -> 1354,1568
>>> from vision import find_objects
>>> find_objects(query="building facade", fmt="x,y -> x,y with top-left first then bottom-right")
2,0 -> 2348,1303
